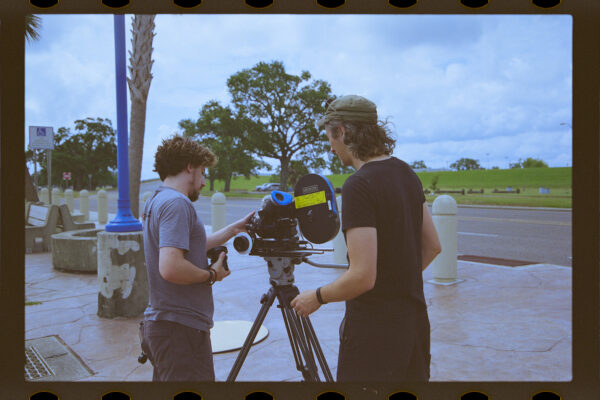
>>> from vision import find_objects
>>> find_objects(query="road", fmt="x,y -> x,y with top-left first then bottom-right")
76,181 -> 572,267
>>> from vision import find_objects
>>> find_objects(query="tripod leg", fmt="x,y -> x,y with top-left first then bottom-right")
279,303 -> 320,381
276,286 -> 332,382
226,287 -> 276,382
286,309 -> 320,382
302,316 -> 334,382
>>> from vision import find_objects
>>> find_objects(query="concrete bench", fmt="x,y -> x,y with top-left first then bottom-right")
51,228 -> 103,273
57,204 -> 96,231
26,203 -> 60,253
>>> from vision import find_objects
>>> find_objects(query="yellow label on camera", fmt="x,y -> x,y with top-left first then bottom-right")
295,191 -> 326,209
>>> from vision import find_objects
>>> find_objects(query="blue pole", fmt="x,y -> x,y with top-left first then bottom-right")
105,14 -> 142,232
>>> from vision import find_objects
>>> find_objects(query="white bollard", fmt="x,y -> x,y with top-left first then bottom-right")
141,191 -> 152,218
333,195 -> 348,265
97,189 -> 108,225
431,195 -> 458,283
211,192 -> 227,233
52,188 -> 61,206
80,190 -> 90,221
65,188 -> 74,212
40,188 -> 49,204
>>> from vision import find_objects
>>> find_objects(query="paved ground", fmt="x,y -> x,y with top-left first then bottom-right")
24,214 -> 571,383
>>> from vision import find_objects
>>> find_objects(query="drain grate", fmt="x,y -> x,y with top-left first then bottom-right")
25,345 -> 55,380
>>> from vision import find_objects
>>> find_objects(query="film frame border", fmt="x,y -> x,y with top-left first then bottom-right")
1,0 -> 597,399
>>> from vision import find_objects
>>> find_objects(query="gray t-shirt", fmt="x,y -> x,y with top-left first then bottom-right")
142,185 -> 213,331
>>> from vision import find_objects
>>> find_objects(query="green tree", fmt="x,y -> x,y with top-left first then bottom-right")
509,159 -> 522,169
180,101 -> 268,192
128,15 -> 155,218
25,15 -> 42,202
227,61 -> 334,189
37,118 -> 117,190
410,160 -> 427,169
521,157 -> 548,168
328,153 -> 353,175
449,158 -> 482,171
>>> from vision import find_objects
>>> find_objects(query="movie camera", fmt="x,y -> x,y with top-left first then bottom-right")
233,173 -> 340,261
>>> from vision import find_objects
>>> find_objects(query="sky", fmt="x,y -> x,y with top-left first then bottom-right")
25,14 -> 572,181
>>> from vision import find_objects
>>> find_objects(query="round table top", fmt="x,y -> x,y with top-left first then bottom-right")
211,320 -> 269,354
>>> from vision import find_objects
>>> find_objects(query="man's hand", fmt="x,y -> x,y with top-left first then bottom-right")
212,251 -> 231,281
232,211 -> 255,235
291,289 -> 321,318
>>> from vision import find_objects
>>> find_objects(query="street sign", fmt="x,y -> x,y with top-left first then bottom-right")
63,172 -> 71,180
28,126 -> 54,150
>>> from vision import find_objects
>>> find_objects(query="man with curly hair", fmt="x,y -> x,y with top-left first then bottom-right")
140,135 -> 254,381
291,95 -> 442,382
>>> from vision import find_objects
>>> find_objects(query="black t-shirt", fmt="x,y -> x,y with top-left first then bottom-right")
342,157 -> 426,317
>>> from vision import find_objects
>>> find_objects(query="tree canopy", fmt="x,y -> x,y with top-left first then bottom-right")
36,118 -> 117,190
179,101 -> 269,192
226,60 -> 334,188
510,157 -> 549,168
449,158 -> 482,171
410,160 -> 427,169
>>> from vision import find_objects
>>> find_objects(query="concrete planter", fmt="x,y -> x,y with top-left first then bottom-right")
51,228 -> 103,273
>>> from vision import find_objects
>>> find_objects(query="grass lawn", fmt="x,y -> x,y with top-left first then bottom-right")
49,167 -> 570,208
200,167 -> 572,208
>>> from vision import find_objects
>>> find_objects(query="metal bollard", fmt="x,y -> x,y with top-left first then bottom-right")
333,195 -> 347,265
430,195 -> 458,283
141,191 -> 152,218
80,190 -> 90,221
65,188 -> 74,212
52,188 -> 61,206
211,192 -> 226,233
40,188 -> 49,204
97,189 -> 108,225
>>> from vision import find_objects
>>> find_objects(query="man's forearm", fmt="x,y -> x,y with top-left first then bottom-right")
160,257 -> 211,284
319,268 -> 374,303
206,224 -> 235,249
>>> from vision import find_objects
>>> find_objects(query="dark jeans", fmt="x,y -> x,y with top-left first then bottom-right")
140,319 -> 215,382
336,310 -> 431,382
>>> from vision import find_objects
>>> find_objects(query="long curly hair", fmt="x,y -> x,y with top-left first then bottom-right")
153,135 -> 217,180
326,119 -> 396,161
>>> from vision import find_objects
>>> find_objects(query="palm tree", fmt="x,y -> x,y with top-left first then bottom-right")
25,15 -> 42,202
25,15 -> 41,42
127,15 -> 155,219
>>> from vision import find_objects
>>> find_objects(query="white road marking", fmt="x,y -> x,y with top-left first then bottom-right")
458,232 -> 499,238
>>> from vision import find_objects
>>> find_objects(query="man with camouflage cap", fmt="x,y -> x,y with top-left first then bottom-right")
291,95 -> 442,381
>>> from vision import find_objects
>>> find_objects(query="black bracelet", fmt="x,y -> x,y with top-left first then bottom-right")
207,268 -> 216,285
316,287 -> 327,305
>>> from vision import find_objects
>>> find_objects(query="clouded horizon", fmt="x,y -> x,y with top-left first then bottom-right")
25,14 -> 572,180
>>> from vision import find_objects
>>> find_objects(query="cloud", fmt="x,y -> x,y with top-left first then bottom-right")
25,14 -> 572,180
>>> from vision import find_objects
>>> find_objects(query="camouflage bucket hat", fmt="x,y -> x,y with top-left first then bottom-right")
317,94 -> 378,130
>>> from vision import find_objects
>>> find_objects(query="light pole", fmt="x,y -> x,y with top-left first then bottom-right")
105,15 -> 142,233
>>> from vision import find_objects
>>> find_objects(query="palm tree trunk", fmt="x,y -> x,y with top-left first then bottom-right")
127,15 -> 155,219
129,97 -> 147,218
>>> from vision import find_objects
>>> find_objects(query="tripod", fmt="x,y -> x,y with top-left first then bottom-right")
226,256 -> 333,382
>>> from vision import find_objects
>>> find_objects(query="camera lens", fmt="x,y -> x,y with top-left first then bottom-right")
233,233 -> 252,255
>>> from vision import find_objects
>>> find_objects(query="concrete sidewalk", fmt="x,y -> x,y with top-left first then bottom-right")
25,225 -> 571,382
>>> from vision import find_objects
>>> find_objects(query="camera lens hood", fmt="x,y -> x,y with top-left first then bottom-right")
233,232 -> 253,255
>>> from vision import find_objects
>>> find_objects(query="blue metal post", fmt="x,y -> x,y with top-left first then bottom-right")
105,14 -> 142,232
